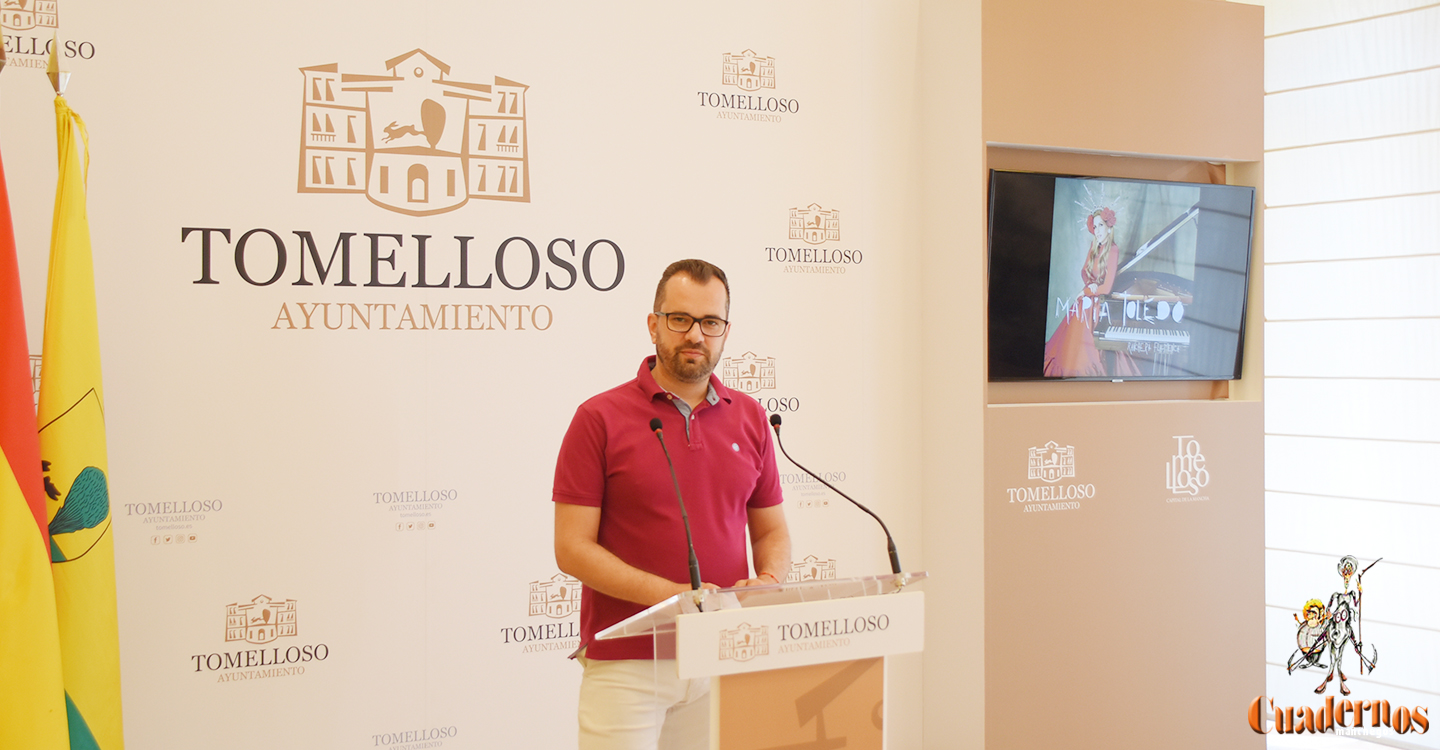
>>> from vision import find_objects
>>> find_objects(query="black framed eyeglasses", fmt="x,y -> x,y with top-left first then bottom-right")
654,311 -> 729,337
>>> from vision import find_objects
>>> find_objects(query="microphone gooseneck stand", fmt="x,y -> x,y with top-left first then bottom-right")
769,413 -> 902,575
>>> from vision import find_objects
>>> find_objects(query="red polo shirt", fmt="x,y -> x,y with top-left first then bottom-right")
552,356 -> 784,659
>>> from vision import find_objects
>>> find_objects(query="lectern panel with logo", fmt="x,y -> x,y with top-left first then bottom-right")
596,573 -> 926,750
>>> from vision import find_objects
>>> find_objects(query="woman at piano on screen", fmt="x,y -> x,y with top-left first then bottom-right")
1043,207 -> 1141,378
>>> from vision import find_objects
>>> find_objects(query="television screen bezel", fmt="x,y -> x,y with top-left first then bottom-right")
986,168 -> 1256,383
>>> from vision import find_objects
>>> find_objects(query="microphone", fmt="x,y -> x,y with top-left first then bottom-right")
769,413 -> 902,574
650,417 -> 703,591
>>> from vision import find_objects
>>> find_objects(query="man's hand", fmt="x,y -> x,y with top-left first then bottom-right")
731,571 -> 781,588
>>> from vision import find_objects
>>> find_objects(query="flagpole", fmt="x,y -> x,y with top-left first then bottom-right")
42,34 -> 127,750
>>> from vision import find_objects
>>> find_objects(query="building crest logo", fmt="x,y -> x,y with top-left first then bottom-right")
719,623 -> 768,662
1,0 -> 58,31
792,555 -> 837,582
225,595 -> 298,645
720,352 -> 776,394
298,49 -> 529,216
1027,441 -> 1075,484
789,204 -> 840,246
528,573 -> 582,619
722,50 -> 775,92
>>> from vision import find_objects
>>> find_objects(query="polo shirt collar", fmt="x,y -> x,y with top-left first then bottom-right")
638,355 -> 730,405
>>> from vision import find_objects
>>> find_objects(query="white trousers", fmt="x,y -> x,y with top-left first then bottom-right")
577,655 -> 710,750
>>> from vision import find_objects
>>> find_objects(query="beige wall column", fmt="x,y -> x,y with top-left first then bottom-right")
918,0 -> 987,747
970,1 -> 1263,748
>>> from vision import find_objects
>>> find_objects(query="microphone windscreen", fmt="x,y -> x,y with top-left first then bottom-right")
769,413 -> 782,427
649,417 -> 663,432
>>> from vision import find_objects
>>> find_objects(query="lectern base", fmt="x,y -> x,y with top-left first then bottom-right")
711,657 -> 884,750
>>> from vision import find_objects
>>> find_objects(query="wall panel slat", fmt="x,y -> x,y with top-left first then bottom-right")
1265,130 -> 1440,207
1266,256 -> 1440,320
1266,319 -> 1440,377
1265,67 -> 1440,150
1267,379 -> 1440,441
1266,493 -> 1440,575
1266,434 -> 1440,505
1263,0 -> 1438,37
1267,431 -> 1440,503
1265,193 -> 1440,263
1265,4 -> 1440,92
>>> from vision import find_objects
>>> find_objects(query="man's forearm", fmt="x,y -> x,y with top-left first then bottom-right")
557,537 -> 691,606
556,503 -> 693,606
750,528 -> 792,583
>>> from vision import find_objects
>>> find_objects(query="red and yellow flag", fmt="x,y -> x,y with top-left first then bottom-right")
40,95 -> 124,750
0,144 -> 70,745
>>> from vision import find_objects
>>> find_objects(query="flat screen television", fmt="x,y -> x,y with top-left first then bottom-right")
987,169 -> 1255,382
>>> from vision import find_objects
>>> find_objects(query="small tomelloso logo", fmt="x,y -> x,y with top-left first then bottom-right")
225,595 -> 298,645
699,49 -> 797,122
720,352 -> 776,394
1165,435 -> 1209,496
792,555 -> 837,582
789,204 -> 840,246
719,622 -> 769,662
528,573 -> 581,619
1008,441 -> 1091,512
298,49 -> 530,216
1027,441 -> 1075,484
722,50 -> 775,91
498,572 -> 581,652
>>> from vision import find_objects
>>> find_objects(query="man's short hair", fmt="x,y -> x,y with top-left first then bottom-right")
654,259 -> 730,314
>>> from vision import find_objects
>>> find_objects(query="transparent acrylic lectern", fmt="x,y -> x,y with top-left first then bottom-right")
592,572 -> 926,750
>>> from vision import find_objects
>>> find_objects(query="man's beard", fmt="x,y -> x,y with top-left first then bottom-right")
659,340 -> 719,383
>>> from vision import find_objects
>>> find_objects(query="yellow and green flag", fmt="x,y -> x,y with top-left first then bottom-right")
1,141 -> 70,748
39,95 -> 124,750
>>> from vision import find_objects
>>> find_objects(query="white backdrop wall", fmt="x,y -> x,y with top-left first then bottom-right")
3,2 -> 930,747
1261,1 -> 1440,746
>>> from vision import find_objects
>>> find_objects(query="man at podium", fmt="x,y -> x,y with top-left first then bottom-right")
553,259 -> 792,749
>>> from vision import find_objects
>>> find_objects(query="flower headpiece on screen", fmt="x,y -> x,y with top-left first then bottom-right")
1075,181 -> 1121,235
1086,208 -> 1118,234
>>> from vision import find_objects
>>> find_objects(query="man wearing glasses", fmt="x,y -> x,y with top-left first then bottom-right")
552,258 -> 791,749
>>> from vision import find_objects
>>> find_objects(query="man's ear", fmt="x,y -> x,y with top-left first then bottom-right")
646,312 -> 658,343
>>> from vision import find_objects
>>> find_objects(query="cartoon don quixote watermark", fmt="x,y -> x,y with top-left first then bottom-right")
1287,555 -> 1380,696
1250,554 -> 1429,736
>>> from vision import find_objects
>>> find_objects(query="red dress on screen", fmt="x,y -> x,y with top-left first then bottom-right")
1043,243 -> 1140,377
